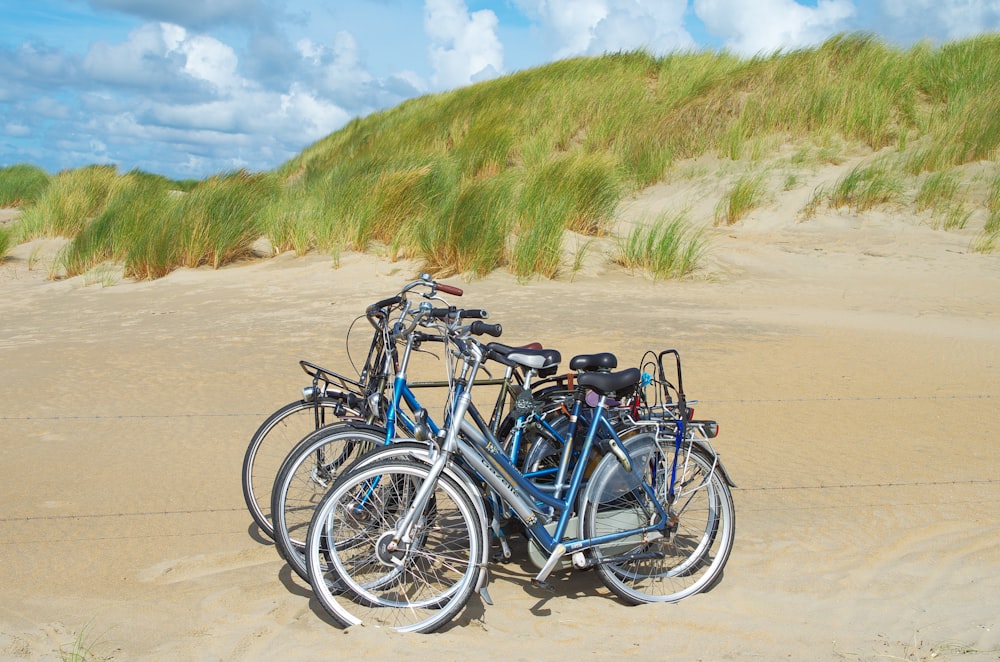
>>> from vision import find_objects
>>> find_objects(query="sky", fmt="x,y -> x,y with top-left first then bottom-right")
1,1 -> 999,180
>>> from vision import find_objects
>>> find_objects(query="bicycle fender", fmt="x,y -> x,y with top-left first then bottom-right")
689,438 -> 737,488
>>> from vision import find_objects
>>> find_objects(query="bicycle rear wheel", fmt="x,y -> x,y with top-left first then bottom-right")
270,422 -> 385,580
241,397 -> 359,538
306,459 -> 484,633
582,433 -> 734,604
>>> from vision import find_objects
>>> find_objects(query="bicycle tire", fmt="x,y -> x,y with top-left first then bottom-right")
241,396 -> 360,539
581,432 -> 734,604
306,459 -> 484,633
270,421 -> 386,580
327,440 -> 492,591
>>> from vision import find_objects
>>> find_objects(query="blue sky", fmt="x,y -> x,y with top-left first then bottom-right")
2,0 -> 998,180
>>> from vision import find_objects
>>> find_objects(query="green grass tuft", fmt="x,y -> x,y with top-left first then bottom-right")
0,163 -> 51,207
615,212 -> 708,279
828,159 -> 902,211
715,173 -> 767,226
915,170 -> 960,211
0,225 -> 10,261
59,620 -> 108,662
985,171 -> 1000,234
59,171 -> 175,278
16,165 -> 118,241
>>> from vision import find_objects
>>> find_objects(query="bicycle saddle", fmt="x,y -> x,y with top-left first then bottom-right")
485,342 -> 561,373
569,352 -> 617,371
577,367 -> 640,396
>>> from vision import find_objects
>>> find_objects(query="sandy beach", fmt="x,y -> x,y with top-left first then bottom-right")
1,159 -> 999,660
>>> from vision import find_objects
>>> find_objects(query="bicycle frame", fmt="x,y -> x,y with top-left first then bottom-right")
458,394 -> 669,552
386,337 -> 675,586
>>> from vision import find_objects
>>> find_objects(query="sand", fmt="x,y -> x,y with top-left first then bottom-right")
1,162 -> 999,660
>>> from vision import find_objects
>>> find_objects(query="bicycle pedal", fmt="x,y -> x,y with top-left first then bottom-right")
529,578 -> 555,592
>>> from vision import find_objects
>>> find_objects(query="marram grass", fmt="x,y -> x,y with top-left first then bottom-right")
0,163 -> 50,207
16,165 -> 118,241
615,213 -> 708,280
715,174 -> 766,226
5,31 -> 1000,278
0,225 -> 10,261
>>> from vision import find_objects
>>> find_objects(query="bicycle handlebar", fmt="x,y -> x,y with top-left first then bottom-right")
429,307 -> 488,320
366,295 -> 403,317
470,321 -> 502,337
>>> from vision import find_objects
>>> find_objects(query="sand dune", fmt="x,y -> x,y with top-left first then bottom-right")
1,165 -> 999,660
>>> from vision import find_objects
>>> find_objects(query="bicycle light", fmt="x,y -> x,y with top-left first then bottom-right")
412,408 -> 431,441
366,392 -> 382,418
301,385 -> 319,402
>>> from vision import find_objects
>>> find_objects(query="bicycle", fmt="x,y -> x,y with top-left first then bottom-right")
302,304 -> 736,632
270,292 -> 638,581
240,275 -> 473,539
268,278 -> 552,581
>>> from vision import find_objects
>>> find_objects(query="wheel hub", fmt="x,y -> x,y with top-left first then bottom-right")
375,531 -> 409,567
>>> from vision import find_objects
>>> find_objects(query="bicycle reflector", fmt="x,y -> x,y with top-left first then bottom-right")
699,421 -> 719,438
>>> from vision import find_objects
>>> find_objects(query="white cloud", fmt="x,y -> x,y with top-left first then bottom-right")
424,0 -> 504,89
5,122 -> 31,137
694,0 -> 856,55
38,19 -> 360,175
87,0 -> 271,29
591,0 -> 694,54
6,43 -> 76,83
876,0 -> 1000,42
513,0 -> 693,58
30,97 -> 72,120
277,83 -> 352,142
292,30 -> 420,114
170,32 -> 244,93
82,23 -> 183,87
299,31 -> 373,96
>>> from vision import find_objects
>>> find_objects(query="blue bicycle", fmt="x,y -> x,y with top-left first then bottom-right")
269,277 -> 553,581
303,304 -> 736,632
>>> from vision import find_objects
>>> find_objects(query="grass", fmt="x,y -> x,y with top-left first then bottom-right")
58,171 -> 176,278
0,225 -> 10,261
0,163 -> 51,207
828,159 -> 903,211
715,173 -> 767,226
569,238 -> 594,280
933,202 -> 972,230
508,152 -> 621,278
615,212 -> 708,279
986,171 -> 1000,233
16,165 -> 119,241
3,31 -> 1000,277
53,169 -> 276,280
915,169 -> 960,211
59,621 -> 109,661
972,171 -> 1000,252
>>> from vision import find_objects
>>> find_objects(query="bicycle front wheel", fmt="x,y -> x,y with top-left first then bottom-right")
306,459 -> 484,633
270,422 -> 385,581
582,433 -> 734,604
242,397 -> 359,539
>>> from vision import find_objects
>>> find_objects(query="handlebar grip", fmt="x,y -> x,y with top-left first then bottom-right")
366,295 -> 403,315
430,307 -> 456,319
470,321 -> 502,338
436,283 -> 464,296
